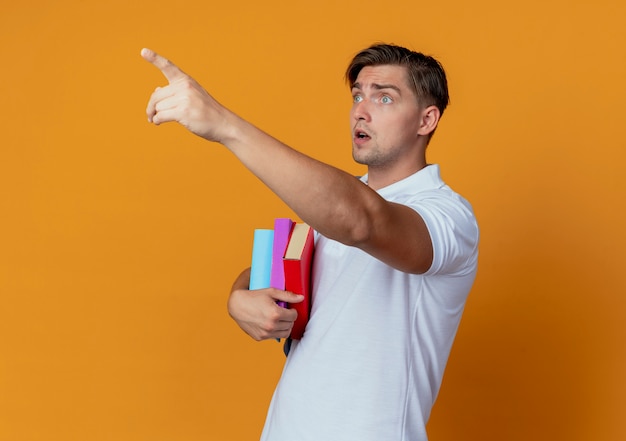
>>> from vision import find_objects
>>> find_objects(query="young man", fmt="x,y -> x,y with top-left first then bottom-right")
143,43 -> 479,440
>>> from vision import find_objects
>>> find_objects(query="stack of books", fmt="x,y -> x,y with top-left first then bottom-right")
249,218 -> 314,340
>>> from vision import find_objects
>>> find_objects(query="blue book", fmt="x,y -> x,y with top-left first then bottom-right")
249,229 -> 274,290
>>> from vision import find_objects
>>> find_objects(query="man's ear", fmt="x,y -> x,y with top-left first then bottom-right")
417,105 -> 441,136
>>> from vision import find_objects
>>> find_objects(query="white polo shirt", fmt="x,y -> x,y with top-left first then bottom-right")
261,164 -> 479,441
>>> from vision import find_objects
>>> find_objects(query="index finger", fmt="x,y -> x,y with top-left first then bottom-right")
141,48 -> 186,83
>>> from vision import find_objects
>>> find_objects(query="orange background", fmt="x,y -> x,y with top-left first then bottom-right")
1,0 -> 625,439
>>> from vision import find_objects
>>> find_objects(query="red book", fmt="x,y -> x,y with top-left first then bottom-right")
283,223 -> 315,340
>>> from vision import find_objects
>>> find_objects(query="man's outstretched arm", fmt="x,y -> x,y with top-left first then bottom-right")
142,49 -> 433,274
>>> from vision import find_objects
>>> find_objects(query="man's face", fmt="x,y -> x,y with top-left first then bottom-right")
350,65 -> 424,169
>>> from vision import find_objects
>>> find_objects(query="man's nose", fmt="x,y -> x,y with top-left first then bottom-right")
352,100 -> 371,121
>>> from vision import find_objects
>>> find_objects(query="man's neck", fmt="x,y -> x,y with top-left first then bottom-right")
366,160 -> 427,190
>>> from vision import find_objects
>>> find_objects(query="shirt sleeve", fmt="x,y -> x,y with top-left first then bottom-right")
409,189 -> 479,276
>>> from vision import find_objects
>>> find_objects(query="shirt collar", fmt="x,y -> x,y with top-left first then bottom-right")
360,164 -> 444,198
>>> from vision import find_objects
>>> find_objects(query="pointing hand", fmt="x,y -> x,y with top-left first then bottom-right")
141,48 -> 235,143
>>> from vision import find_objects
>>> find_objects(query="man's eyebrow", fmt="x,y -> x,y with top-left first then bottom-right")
351,82 -> 402,94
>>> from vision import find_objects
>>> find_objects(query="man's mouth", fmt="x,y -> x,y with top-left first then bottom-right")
354,129 -> 371,140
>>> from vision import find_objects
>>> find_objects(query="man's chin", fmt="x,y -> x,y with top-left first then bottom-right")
352,147 -> 368,165
352,154 -> 368,166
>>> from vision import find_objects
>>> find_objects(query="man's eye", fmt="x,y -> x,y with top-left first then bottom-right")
381,96 -> 392,104
353,95 -> 363,103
